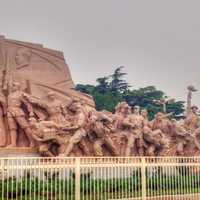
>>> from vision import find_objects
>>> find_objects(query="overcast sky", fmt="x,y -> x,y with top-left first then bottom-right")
0,0 -> 200,105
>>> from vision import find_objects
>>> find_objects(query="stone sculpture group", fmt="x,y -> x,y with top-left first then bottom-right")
1,83 -> 200,157
0,36 -> 200,157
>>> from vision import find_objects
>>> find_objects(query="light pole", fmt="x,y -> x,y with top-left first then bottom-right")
186,85 -> 198,116
153,97 -> 175,113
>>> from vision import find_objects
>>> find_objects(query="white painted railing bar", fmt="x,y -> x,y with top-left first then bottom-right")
0,157 -> 200,199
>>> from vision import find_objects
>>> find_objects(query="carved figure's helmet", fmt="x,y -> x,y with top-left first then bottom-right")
133,105 -> 140,114
141,109 -> 148,117
115,101 -> 130,114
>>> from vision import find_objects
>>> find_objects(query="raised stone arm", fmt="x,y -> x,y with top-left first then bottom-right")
31,133 -> 48,142
61,104 -> 68,116
23,93 -> 47,110
40,121 -> 61,129
21,94 -> 34,117
186,85 -> 198,116
62,125 -> 80,131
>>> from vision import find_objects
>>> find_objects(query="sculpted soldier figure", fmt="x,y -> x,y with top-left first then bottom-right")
29,117 -> 67,157
7,82 -> 35,147
0,94 -> 7,147
122,114 -> 140,156
114,102 -> 131,129
151,112 -> 173,136
141,109 -> 149,126
90,112 -> 119,156
131,105 -> 146,156
171,119 -> 200,155
62,100 -> 90,156
115,102 -> 143,156
184,105 -> 200,131
142,114 -> 169,156
25,91 -> 67,125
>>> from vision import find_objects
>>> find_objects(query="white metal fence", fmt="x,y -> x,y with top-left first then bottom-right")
0,157 -> 200,199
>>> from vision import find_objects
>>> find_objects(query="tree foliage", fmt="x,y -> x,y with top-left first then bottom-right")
76,67 -> 185,119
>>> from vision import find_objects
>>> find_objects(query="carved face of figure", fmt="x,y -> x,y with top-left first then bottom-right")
120,105 -> 130,116
15,48 -> 31,66
133,105 -> 140,115
141,109 -> 148,118
155,112 -> 163,121
11,82 -> 21,92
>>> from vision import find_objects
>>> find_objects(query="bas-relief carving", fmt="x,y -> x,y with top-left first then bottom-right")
0,36 -> 200,157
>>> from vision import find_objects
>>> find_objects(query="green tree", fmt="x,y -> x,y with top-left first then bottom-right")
124,86 -> 184,119
110,66 -> 130,94
76,84 -> 95,95
75,68 -> 185,118
96,76 -> 110,94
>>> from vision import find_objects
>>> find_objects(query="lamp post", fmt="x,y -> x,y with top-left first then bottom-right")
153,97 -> 175,113
186,85 -> 198,116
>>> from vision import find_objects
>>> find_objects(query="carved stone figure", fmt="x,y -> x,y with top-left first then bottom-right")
29,117 -> 67,157
0,35 -> 95,150
113,102 -> 131,154
131,105 -> 146,156
15,48 -> 32,70
171,119 -> 200,155
0,95 -> 7,147
6,82 -> 35,147
25,91 -> 67,125
62,100 -> 90,156
184,105 -> 200,131
151,112 -> 173,135
90,112 -> 119,156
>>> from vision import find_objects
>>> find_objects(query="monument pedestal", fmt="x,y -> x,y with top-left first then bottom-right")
0,147 -> 40,157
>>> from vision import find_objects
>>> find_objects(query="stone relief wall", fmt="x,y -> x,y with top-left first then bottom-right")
0,36 -> 199,157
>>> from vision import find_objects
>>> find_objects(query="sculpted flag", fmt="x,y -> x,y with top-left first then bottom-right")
0,35 -> 94,107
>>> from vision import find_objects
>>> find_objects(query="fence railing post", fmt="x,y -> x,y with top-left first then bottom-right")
141,157 -> 147,200
75,158 -> 81,200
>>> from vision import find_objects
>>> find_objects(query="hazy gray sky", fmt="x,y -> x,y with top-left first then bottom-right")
0,0 -> 200,105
